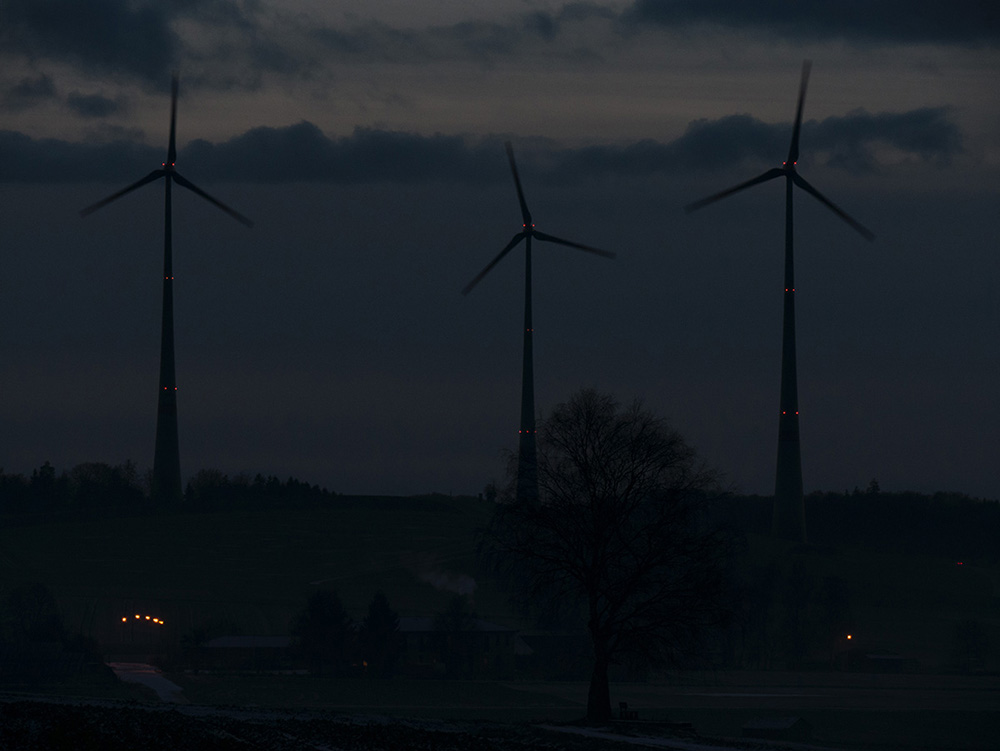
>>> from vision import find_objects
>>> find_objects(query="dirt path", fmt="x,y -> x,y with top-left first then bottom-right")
107,662 -> 188,703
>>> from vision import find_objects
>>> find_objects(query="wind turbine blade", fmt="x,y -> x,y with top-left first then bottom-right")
462,233 -> 526,295
172,172 -> 254,227
792,173 -> 874,241
684,168 -> 784,212
79,170 -> 166,217
533,230 -> 616,259
168,73 -> 179,165
787,60 -> 812,165
505,141 -> 532,226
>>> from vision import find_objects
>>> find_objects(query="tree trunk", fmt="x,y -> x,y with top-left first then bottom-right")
586,649 -> 612,722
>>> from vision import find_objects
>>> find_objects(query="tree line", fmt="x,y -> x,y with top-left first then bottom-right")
0,462 -> 338,518
716,485 -> 1000,564
3,461 -> 994,565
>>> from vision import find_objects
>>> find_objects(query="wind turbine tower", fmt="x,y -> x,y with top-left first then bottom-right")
464,142 -> 614,503
81,75 -> 252,502
686,62 -> 874,542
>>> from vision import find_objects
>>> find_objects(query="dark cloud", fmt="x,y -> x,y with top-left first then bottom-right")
559,3 -> 620,23
0,131 -> 158,183
310,5 -> 616,65
625,0 -> 1000,45
1,0 -> 179,82
311,20 -> 522,64
183,124 -> 501,182
2,74 -> 57,111
2,2 -> 993,96
0,107 -> 962,184
0,0 -> 258,85
524,12 -> 559,42
0,4 -> 611,92
66,92 -> 125,119
810,107 -> 963,171
527,107 -> 963,181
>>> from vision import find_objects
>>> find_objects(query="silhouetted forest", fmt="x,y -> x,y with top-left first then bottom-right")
1,462 -> 997,564
718,483 -> 1000,564
0,462 -> 337,519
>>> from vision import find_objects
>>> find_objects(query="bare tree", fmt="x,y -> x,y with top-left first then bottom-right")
482,389 -> 735,721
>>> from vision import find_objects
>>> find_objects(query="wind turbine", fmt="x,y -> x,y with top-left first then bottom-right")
685,61 -> 873,543
463,142 -> 615,504
81,74 -> 252,503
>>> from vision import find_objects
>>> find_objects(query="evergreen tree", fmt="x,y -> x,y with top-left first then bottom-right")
359,591 -> 401,678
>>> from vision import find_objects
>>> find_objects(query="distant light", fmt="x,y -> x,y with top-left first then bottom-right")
135,614 -> 140,619
847,634 -> 852,640
957,561 -> 964,566
122,617 -> 127,622
145,616 -> 151,620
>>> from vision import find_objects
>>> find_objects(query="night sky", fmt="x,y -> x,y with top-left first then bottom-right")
1,2 -> 997,499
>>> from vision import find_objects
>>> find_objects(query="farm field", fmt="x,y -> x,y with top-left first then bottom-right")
5,671 -> 997,750
46,671 -> 1000,750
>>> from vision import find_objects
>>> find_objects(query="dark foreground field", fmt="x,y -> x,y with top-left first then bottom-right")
0,695 -> 694,751
4,670 -> 998,751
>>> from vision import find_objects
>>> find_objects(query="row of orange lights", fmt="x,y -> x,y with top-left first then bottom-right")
122,614 -> 165,625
